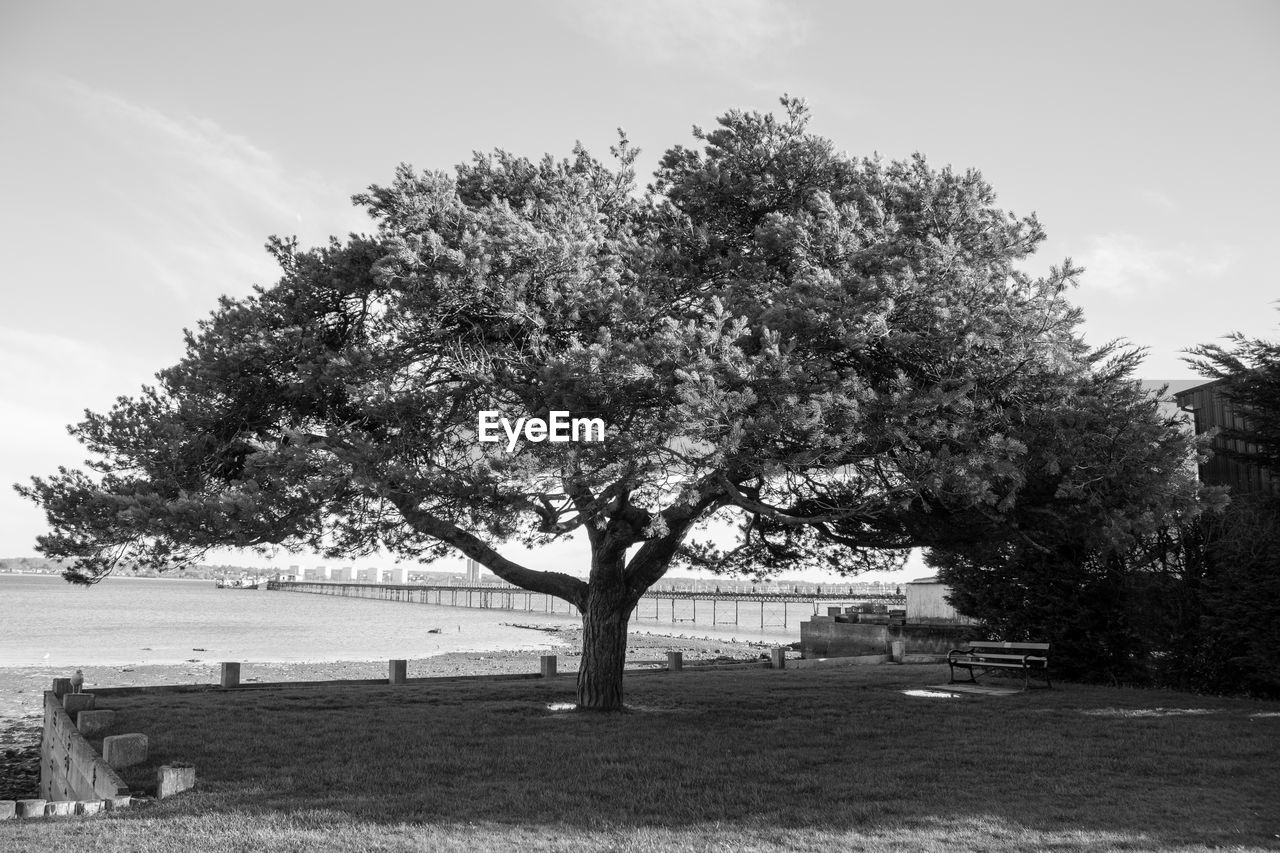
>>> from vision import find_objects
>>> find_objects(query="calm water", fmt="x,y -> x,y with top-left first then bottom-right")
0,574 -> 581,667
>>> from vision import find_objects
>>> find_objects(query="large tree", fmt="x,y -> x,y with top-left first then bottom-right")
22,99 -> 1101,709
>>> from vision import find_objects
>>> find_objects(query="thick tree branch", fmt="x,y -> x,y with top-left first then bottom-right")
622,491 -> 724,601
718,473 -> 870,525
387,489 -> 588,608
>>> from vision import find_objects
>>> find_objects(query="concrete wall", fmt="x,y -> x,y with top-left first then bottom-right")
894,623 -> 975,655
801,618 -> 890,657
40,691 -> 129,803
800,618 -> 974,659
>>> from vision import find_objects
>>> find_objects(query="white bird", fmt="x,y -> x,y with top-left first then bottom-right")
70,669 -> 84,693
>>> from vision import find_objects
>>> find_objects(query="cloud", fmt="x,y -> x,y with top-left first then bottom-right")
1077,232 -> 1234,297
51,77 -> 367,302
0,326 -> 154,416
1138,189 -> 1178,212
558,0 -> 809,68
62,79 -> 297,220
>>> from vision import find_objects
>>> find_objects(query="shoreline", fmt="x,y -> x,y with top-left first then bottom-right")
0,625 -> 777,726
0,625 -> 778,800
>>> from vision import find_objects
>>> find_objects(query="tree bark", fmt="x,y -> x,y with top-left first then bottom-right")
576,576 -> 634,711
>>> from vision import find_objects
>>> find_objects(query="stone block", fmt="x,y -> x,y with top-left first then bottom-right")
666,651 -> 683,672
157,764 -> 197,799
220,662 -> 240,688
76,800 -> 103,816
76,709 -> 117,737
388,659 -> 407,685
51,678 -> 72,697
105,795 -> 132,811
45,801 -> 75,817
103,733 -> 149,769
15,799 -> 46,818
0,800 -> 14,820
62,693 -> 96,715
540,654 -> 557,678
771,647 -> 787,669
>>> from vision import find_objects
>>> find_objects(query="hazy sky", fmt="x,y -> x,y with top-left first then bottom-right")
2,1 -> 1277,579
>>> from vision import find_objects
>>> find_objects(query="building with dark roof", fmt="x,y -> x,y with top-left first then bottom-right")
1174,378 -> 1275,494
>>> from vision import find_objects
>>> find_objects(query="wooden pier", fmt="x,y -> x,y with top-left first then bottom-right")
266,581 -> 904,632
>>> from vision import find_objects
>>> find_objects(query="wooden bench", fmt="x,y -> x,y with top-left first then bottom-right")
947,641 -> 1051,689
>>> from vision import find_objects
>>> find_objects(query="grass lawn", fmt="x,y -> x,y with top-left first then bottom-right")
3,664 -> 1277,852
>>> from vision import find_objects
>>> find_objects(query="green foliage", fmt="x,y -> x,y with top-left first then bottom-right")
17,98 -> 1106,593
1186,494 -> 1280,696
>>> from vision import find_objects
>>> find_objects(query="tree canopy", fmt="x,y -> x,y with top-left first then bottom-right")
18,98 -> 1175,709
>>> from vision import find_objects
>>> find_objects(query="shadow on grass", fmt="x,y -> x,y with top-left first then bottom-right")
66,665 -> 1280,850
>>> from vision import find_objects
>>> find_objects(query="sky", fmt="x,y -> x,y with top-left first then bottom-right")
1,1 -> 1277,582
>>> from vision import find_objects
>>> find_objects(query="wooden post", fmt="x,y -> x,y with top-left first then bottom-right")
220,662 -> 240,688
540,655 -> 557,678
771,648 -> 786,669
389,659 -> 407,684
666,651 -> 683,672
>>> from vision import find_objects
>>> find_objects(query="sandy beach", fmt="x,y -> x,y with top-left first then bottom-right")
0,624 -> 778,801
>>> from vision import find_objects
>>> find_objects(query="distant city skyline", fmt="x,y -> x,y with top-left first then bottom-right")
3,2 -> 1276,580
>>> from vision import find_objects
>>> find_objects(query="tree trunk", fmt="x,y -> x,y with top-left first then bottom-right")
576,580 -> 634,711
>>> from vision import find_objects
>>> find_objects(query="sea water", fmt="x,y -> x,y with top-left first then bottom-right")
0,574 -> 581,667
0,574 -> 800,668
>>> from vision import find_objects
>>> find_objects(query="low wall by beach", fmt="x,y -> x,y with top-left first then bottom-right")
40,690 -> 130,806
800,618 -> 974,659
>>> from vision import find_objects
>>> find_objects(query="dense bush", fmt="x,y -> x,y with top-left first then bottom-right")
933,501 -> 1280,697
1190,494 -> 1280,696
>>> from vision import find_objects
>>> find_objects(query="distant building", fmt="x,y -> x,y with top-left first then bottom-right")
1175,378 -> 1275,494
465,558 -> 480,585
904,576 -> 976,625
